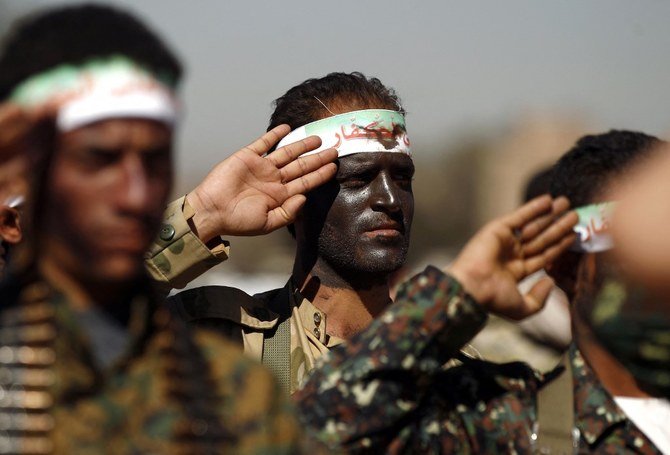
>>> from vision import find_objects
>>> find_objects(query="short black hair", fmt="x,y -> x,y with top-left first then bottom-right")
268,72 -> 404,132
523,166 -> 553,203
0,4 -> 182,100
550,130 -> 662,207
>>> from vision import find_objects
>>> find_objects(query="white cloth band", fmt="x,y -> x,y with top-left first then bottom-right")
275,109 -> 411,158
10,56 -> 178,132
570,202 -> 615,253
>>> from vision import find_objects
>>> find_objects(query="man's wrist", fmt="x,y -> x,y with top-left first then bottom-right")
185,191 -> 219,244
445,263 -> 490,310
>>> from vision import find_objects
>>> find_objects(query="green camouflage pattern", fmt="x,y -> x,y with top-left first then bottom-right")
589,278 -> 670,399
294,266 -> 661,454
146,196 -> 229,290
0,277 -> 303,454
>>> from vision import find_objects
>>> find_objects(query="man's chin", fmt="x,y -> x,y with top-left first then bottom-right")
354,251 -> 407,275
91,257 -> 146,284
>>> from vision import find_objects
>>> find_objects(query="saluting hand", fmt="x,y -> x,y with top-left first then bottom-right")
448,195 -> 578,320
185,124 -> 338,243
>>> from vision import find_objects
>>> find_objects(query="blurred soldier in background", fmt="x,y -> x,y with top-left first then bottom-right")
0,103 -> 36,279
152,72 -> 415,394
294,130 -> 669,454
586,143 -> 670,401
0,193 -> 22,278
0,4 -> 336,453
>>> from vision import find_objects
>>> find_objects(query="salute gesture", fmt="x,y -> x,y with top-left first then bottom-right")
186,124 -> 338,243
449,195 -> 577,320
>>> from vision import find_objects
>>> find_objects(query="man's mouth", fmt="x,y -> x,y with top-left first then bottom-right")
98,225 -> 155,253
363,222 -> 404,239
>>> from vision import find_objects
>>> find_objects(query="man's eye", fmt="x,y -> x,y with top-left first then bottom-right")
394,173 -> 413,185
340,175 -> 370,187
83,149 -> 118,166
144,147 -> 171,165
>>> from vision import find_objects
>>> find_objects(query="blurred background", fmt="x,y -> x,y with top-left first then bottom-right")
2,0 -> 670,295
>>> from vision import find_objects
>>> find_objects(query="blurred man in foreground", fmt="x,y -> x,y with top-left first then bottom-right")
0,5 -> 336,453
294,130 -> 669,454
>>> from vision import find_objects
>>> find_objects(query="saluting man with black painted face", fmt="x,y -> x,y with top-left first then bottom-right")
155,72 -> 415,393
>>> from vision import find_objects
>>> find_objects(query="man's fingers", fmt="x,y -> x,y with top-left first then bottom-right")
522,210 -> 578,257
244,124 -> 292,156
518,197 -> 570,241
284,162 -> 338,197
500,194 -> 553,230
523,234 -> 576,275
279,148 -> 337,184
266,135 -> 323,167
512,277 -> 554,320
265,194 -> 306,232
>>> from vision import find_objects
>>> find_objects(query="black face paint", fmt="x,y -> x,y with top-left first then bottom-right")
300,152 -> 414,287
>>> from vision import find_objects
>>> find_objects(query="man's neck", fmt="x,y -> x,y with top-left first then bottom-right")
39,257 -> 135,312
573,310 -> 654,398
292,256 -> 393,340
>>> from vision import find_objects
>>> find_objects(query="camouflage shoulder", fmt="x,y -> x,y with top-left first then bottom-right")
193,328 -> 305,454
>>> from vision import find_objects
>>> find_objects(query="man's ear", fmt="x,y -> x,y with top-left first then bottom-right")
546,251 -> 581,300
0,206 -> 22,244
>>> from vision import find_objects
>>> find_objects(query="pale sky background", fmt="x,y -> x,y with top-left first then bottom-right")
3,0 -> 670,192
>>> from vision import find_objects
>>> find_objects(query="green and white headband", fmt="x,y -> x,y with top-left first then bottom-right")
276,109 -> 411,158
9,55 -> 178,132
571,202 -> 615,253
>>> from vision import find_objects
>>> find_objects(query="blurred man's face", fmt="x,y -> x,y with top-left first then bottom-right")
43,118 -> 172,284
301,152 -> 414,280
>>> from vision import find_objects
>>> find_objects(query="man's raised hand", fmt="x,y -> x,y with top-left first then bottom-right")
448,195 -> 578,320
186,125 -> 338,243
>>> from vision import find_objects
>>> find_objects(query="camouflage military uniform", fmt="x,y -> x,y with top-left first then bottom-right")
293,266 -> 662,454
0,275 -> 302,454
147,196 -> 344,394
590,278 -> 670,399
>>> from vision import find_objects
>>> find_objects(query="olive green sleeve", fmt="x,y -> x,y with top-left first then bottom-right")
145,196 -> 230,289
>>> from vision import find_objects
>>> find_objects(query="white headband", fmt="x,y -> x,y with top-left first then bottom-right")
276,109 -> 411,158
570,202 -> 615,253
9,55 -> 178,132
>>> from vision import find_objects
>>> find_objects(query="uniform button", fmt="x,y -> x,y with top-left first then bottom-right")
313,312 -> 322,325
313,327 -> 321,339
159,224 -> 176,241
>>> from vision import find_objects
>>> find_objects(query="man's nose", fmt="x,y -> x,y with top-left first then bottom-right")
117,155 -> 151,213
370,173 -> 400,213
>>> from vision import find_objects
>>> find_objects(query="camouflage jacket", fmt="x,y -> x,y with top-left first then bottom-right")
0,276 -> 303,454
294,266 -> 661,454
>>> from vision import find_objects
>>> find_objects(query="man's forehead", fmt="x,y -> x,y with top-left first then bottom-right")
59,118 -> 173,148
337,152 -> 414,171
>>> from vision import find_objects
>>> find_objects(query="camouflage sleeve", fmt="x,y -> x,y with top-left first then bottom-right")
145,196 -> 230,289
293,266 -> 487,451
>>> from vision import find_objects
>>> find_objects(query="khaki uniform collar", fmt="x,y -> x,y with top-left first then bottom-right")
290,281 -> 344,348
